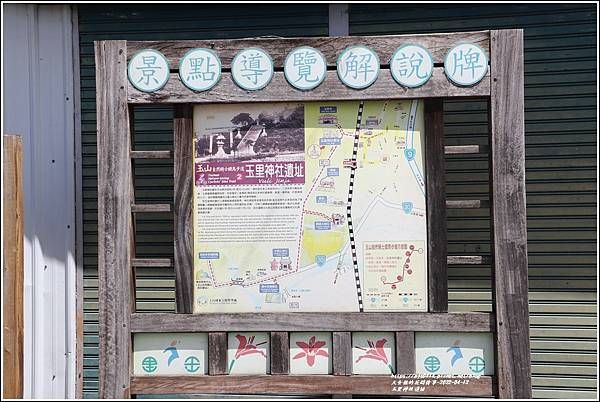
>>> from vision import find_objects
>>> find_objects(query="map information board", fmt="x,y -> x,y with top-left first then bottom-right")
193,100 -> 427,313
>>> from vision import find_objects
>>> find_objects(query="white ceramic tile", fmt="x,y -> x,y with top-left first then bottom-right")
290,332 -> 332,374
352,332 -> 396,374
415,332 -> 494,375
133,333 -> 208,375
227,332 -> 270,375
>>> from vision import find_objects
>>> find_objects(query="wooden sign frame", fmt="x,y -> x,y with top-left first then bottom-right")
95,30 -> 531,398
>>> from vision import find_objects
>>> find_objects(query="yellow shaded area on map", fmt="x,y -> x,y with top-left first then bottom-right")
300,102 -> 358,267
300,215 -> 347,266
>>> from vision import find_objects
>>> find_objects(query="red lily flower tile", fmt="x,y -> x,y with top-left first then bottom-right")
352,332 -> 395,374
290,332 -> 332,374
227,332 -> 269,375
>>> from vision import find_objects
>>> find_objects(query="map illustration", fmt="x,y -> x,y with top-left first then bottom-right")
193,100 -> 427,313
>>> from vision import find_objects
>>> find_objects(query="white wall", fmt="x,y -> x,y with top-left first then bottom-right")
2,4 -> 77,398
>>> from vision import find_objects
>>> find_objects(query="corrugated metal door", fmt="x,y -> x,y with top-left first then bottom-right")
4,4 -> 78,398
79,3 -> 596,398
349,3 -> 597,399
78,4 -> 329,398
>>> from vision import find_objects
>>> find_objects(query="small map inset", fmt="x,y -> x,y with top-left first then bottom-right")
363,241 -> 426,311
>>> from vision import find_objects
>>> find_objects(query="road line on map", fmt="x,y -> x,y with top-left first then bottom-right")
405,99 -> 425,195
294,145 -> 339,271
212,146 -> 342,289
206,108 -> 367,293
348,101 -> 365,312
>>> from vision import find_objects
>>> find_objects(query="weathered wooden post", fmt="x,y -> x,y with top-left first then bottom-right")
95,40 -> 132,399
3,134 -> 24,399
489,29 -> 532,398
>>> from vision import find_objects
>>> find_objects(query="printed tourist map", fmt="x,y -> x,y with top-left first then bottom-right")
193,100 -> 427,313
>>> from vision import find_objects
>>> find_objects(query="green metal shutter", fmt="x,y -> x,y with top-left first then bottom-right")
348,3 -> 596,399
78,4 -> 328,398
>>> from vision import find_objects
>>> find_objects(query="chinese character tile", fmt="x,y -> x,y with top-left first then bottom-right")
444,43 -> 488,87
231,48 -> 274,91
390,44 -> 434,88
337,46 -> 380,89
179,48 -> 221,92
284,46 -> 327,91
128,49 -> 170,93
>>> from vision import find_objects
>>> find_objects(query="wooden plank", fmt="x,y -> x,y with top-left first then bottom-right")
95,40 -> 131,399
444,145 -> 488,155
173,104 -> 194,313
3,135 -> 24,399
447,255 -> 491,265
128,69 -> 490,104
446,199 -> 489,209
332,332 -> 352,376
208,332 -> 228,375
128,105 -> 137,318
131,203 -> 171,213
130,375 -> 495,396
270,332 -> 290,375
130,150 -> 172,159
489,29 -> 532,399
131,312 -> 494,333
425,98 -> 448,313
127,31 -> 490,67
395,332 -> 415,374
131,258 -> 172,267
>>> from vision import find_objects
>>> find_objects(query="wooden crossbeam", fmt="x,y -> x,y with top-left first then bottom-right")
131,204 -> 171,213
447,256 -> 492,265
127,31 -> 490,68
130,312 -> 494,332
131,258 -> 172,267
129,70 -> 490,104
130,375 -> 495,396
444,145 -> 489,155
130,150 -> 172,159
446,199 -> 490,209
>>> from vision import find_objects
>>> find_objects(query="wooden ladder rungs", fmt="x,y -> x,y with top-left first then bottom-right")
131,258 -> 173,267
447,255 -> 491,265
130,150 -> 172,159
131,203 -> 171,213
444,145 -> 488,155
446,199 -> 490,209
